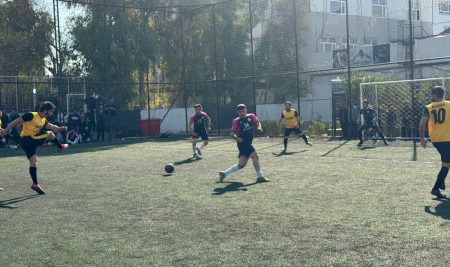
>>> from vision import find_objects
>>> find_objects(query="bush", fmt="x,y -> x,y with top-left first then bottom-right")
260,120 -> 279,136
308,120 -> 327,137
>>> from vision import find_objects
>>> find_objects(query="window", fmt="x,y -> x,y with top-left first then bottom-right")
412,0 -> 420,21
330,0 -> 346,15
372,0 -> 387,18
363,38 -> 378,46
318,37 -> 337,52
439,1 -> 450,14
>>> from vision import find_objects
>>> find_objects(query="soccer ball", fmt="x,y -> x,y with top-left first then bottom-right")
164,163 -> 175,173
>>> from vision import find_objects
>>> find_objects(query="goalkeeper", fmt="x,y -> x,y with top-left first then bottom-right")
357,99 -> 388,146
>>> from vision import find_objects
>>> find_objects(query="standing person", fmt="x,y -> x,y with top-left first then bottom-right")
96,108 -> 105,142
0,110 -> 8,147
277,101 -> 312,152
419,86 -> 450,198
386,106 -> 397,138
0,101 -> 68,194
104,99 -> 117,140
219,104 -> 269,183
188,104 -> 211,158
357,99 -> 388,146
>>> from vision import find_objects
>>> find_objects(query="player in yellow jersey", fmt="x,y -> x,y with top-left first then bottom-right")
277,101 -> 312,152
419,86 -> 450,198
0,101 -> 68,194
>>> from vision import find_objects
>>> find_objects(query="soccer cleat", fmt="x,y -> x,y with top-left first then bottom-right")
257,176 -> 270,183
441,182 -> 446,190
384,141 -> 389,146
57,144 -> 69,152
281,148 -> 287,153
357,141 -> 363,147
306,142 -> 313,146
196,146 -> 202,156
431,190 -> 446,199
219,171 -> 226,183
31,183 -> 45,194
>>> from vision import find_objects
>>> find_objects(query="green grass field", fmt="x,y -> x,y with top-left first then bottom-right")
1,137 -> 450,266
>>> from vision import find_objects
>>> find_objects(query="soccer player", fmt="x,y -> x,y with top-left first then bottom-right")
420,86 -> 450,199
188,104 -> 211,158
219,104 -> 269,183
278,101 -> 312,152
0,101 -> 68,194
357,99 -> 388,146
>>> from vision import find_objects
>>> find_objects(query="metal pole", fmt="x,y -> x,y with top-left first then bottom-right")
212,6 -> 221,135
248,0 -> 257,114
181,15 -> 188,134
56,0 -> 62,75
52,0 -> 59,77
408,0 -> 417,160
345,0 -> 352,139
15,76 -> 18,111
292,0 -> 301,115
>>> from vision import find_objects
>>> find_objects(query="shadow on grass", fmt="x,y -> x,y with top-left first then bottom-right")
213,181 -> 258,195
271,150 -> 307,157
358,146 -> 377,150
0,194 -> 39,209
173,157 -> 202,165
425,198 -> 450,220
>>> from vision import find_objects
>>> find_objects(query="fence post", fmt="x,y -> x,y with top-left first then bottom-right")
292,0 -> 301,114
212,5 -> 221,135
248,0 -> 256,115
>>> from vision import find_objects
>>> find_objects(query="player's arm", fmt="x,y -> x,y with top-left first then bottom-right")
256,121 -> 263,133
45,122 -> 67,133
230,120 -> 243,143
277,113 -> 284,127
1,116 -> 24,135
295,110 -> 300,127
204,113 -> 212,131
419,107 -> 429,148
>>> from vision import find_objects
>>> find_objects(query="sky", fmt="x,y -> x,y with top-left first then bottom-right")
36,0 -> 85,35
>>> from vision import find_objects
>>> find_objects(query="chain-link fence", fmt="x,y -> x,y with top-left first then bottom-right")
1,0 -> 450,138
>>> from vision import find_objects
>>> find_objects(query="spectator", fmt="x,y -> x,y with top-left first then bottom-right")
104,99 -> 117,140
0,110 -> 8,147
67,110 -> 82,132
386,106 -> 397,138
96,109 -> 105,142
84,108 -> 96,140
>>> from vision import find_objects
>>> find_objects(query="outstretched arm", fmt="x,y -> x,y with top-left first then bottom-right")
1,117 -> 24,135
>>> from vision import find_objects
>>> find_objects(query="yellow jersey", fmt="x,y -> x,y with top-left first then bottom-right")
425,100 -> 450,142
20,112 -> 48,139
282,109 -> 299,128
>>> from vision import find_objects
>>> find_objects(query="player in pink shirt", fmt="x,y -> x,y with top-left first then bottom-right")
219,104 -> 269,183
188,104 -> 211,158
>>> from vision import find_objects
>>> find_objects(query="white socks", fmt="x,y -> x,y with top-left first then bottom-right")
224,164 -> 240,175
256,170 -> 264,177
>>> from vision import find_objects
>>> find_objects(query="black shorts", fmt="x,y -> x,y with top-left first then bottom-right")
21,136 -> 46,159
193,128 -> 209,140
284,127 -> 302,137
237,142 -> 256,158
433,142 -> 450,163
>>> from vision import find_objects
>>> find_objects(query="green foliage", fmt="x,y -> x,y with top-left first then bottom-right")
260,120 -> 279,136
0,0 -> 53,76
340,72 -> 389,107
308,120 -> 327,137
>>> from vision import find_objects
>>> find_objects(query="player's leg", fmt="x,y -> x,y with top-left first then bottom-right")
283,128 -> 293,152
358,125 -> 368,146
431,142 -> 450,198
249,151 -> 269,182
295,127 -> 312,146
191,134 -> 199,158
22,137 -> 46,194
47,131 -> 68,151
196,130 -> 209,157
373,125 -> 388,145
219,144 -> 249,182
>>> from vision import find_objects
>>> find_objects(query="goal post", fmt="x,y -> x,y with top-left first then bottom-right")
360,77 -> 448,140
